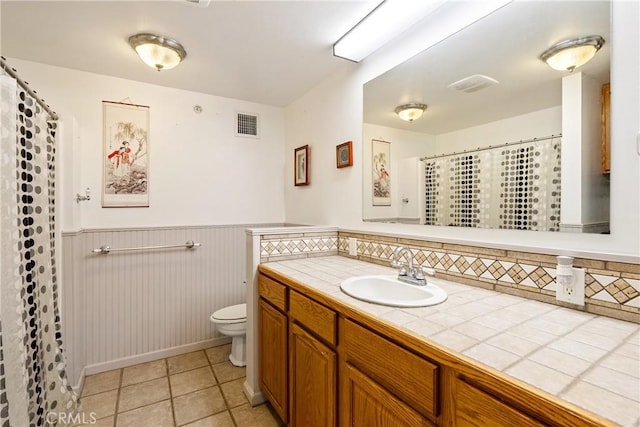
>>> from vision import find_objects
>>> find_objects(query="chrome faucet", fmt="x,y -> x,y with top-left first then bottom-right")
390,246 -> 427,286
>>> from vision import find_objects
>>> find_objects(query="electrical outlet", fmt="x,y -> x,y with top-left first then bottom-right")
556,267 -> 585,306
348,238 -> 357,256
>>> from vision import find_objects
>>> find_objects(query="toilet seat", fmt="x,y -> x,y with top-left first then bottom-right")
211,303 -> 246,324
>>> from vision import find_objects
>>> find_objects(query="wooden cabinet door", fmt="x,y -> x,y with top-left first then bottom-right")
455,379 -> 545,427
340,363 -> 435,427
258,299 -> 288,423
290,322 -> 337,427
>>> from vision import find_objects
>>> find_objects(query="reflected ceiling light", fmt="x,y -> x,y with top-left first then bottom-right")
395,103 -> 427,122
540,35 -> 604,72
333,0 -> 446,62
128,33 -> 187,71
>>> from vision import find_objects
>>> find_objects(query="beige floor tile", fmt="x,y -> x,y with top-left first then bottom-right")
220,378 -> 248,408
116,399 -> 174,427
78,389 -> 118,420
118,377 -> 171,413
205,344 -> 231,365
182,411 -> 234,427
212,361 -> 246,384
82,370 -> 121,397
173,386 -> 227,426
121,360 -> 167,387
168,351 -> 209,375
170,366 -> 216,397
231,403 -> 283,427
72,415 -> 115,427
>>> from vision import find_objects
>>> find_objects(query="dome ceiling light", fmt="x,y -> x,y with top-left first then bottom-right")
539,35 -> 604,72
395,103 -> 428,122
128,33 -> 187,71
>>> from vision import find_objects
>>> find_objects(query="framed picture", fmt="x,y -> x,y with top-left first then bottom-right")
336,141 -> 353,168
372,139 -> 391,206
294,145 -> 309,186
102,101 -> 150,207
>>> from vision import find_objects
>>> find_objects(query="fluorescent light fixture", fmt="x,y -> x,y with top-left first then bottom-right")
334,0 -> 446,62
333,0 -> 513,63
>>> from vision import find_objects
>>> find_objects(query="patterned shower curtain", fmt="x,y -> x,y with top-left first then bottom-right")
423,137 -> 562,231
1,75 -> 77,426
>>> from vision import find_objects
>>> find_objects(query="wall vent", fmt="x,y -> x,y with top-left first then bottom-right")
447,74 -> 499,93
235,112 -> 260,138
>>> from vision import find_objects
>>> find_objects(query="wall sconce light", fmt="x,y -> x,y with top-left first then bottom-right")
128,33 -> 187,71
539,35 -> 604,72
395,103 -> 427,122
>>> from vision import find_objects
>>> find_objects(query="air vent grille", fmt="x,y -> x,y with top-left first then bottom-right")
236,112 -> 259,138
447,74 -> 499,93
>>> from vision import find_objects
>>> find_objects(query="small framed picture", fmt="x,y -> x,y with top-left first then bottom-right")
336,141 -> 353,168
294,145 -> 309,186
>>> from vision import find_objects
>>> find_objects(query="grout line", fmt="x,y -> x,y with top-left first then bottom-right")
164,358 -> 178,427
111,368 -> 123,427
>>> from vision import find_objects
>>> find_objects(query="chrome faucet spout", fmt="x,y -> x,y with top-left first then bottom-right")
390,246 -> 426,286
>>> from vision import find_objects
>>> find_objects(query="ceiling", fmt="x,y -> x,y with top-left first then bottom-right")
1,0 -> 377,107
364,1 -> 611,135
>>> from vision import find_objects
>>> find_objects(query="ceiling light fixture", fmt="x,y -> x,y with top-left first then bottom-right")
395,103 -> 427,122
540,35 -> 604,72
128,33 -> 187,71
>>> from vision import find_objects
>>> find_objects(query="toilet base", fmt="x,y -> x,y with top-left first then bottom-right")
229,334 -> 246,367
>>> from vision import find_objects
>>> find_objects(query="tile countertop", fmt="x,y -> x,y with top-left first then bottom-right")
262,255 -> 640,427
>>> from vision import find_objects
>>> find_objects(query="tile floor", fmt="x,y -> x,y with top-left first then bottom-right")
76,344 -> 285,427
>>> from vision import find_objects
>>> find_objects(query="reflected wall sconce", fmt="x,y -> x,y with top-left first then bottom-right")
539,35 -> 604,72
128,33 -> 187,71
395,103 -> 427,122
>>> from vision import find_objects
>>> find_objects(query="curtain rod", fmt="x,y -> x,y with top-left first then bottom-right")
420,134 -> 561,162
1,56 -> 59,120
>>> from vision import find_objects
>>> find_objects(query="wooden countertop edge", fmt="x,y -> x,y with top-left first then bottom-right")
258,263 -> 616,427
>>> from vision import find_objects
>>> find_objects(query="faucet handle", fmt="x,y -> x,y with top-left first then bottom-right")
414,267 -> 425,280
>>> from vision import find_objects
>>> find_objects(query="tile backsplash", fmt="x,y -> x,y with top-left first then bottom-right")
257,228 -> 638,323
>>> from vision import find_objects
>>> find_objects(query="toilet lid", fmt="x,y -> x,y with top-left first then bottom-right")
212,303 -> 246,321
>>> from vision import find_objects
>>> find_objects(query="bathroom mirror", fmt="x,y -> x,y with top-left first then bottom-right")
362,1 -> 610,233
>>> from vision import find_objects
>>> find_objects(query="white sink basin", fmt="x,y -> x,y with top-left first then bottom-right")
340,275 -> 447,308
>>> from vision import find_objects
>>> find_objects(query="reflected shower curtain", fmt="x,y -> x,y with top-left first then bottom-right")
1,75 -> 77,426
423,137 -> 562,231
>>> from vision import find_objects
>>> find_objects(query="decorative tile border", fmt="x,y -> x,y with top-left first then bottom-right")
260,231 -> 338,262
338,231 -> 639,323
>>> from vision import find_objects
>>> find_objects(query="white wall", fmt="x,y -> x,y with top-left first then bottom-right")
9,58 -> 286,231
434,106 -> 562,153
284,1 -> 640,259
362,123 -> 435,220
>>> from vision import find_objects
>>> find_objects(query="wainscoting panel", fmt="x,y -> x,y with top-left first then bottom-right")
61,224 -> 278,385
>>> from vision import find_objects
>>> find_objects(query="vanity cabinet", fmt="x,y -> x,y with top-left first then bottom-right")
341,319 -> 437,427
257,268 -> 613,427
289,290 -> 338,427
454,378 -> 544,427
258,276 -> 288,423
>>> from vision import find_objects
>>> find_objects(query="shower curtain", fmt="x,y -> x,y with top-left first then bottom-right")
1,75 -> 77,426
423,137 -> 562,231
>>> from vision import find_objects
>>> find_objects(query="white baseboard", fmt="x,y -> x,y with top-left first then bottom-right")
83,337 -> 231,376
243,380 -> 265,407
72,367 -> 86,394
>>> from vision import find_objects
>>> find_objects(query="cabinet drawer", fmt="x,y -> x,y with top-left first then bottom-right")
455,378 -> 544,426
342,319 -> 439,419
258,274 -> 287,312
290,290 -> 337,345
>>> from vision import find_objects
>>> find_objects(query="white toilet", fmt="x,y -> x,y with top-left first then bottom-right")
210,303 -> 247,367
